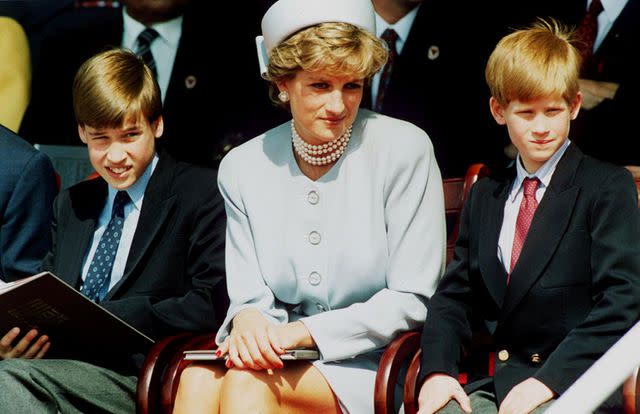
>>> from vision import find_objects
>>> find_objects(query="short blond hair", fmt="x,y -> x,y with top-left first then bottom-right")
72,48 -> 161,128
266,22 -> 388,106
485,18 -> 581,106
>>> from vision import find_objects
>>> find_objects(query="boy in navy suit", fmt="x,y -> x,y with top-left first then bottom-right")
0,48 -> 227,413
416,19 -> 640,414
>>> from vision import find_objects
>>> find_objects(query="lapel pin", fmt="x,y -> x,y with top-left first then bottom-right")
185,75 -> 197,89
427,45 -> 440,61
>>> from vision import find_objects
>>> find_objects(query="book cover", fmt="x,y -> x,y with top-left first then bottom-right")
0,271 -> 154,359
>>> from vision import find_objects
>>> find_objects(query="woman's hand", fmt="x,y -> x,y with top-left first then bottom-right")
0,327 -> 50,360
217,309 -> 315,370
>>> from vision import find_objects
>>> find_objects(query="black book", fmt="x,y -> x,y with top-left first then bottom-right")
0,271 -> 154,359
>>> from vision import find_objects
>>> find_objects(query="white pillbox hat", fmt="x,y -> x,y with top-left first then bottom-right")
256,0 -> 376,77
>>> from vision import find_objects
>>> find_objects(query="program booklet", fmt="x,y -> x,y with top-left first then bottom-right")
183,348 -> 320,361
0,271 -> 154,358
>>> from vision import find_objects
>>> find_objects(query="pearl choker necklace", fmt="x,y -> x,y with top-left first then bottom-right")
291,119 -> 352,166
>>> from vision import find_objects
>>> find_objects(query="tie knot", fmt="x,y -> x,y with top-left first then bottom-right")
522,178 -> 539,198
112,191 -> 130,218
137,27 -> 159,47
381,28 -> 399,49
588,0 -> 603,15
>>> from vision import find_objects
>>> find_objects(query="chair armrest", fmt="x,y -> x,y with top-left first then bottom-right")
136,332 -> 199,414
622,366 -> 639,414
404,349 -> 423,414
159,332 -> 218,414
374,330 -> 422,414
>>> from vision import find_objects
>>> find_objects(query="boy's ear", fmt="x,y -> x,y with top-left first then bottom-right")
78,124 -> 88,144
569,92 -> 583,120
489,97 -> 507,125
153,116 -> 164,139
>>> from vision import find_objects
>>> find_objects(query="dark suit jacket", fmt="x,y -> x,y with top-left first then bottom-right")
19,4 -> 281,166
419,144 -> 640,404
0,124 -> 57,282
363,3 -> 508,178
42,150 -> 227,372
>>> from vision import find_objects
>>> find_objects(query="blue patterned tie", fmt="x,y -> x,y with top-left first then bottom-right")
136,27 -> 159,78
80,191 -> 130,302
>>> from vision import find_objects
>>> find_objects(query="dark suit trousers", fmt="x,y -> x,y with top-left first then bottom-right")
0,359 -> 136,413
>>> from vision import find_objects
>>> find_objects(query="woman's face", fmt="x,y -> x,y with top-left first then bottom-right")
278,70 -> 364,146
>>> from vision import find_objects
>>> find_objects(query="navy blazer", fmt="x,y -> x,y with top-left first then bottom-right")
419,144 -> 640,405
42,151 -> 227,372
0,124 -> 57,281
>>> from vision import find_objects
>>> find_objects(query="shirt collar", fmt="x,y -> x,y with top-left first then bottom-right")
107,153 -> 159,212
375,4 -> 420,50
122,7 -> 183,50
510,139 -> 571,202
595,0 -> 627,23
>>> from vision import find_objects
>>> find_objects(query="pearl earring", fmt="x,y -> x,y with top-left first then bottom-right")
278,91 -> 290,103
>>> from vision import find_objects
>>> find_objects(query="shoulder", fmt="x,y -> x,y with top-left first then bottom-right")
355,110 -> 435,167
219,121 -> 290,182
0,128 -> 51,169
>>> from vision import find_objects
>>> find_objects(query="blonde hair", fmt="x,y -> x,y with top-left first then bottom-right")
485,18 -> 581,106
266,22 -> 388,106
73,48 -> 161,128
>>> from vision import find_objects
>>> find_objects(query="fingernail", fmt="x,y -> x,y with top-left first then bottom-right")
225,359 -> 232,368
215,349 -> 221,357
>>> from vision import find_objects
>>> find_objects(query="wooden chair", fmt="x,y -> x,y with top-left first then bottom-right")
374,163 -> 490,414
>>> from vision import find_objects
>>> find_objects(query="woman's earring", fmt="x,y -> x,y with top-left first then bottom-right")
278,91 -> 290,103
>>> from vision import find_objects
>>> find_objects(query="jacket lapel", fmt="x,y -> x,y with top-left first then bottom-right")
478,179 -> 510,308
104,152 -> 177,299
500,145 -> 583,320
60,180 -> 107,289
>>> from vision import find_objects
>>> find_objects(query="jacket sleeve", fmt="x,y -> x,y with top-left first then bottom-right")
2,150 -> 57,281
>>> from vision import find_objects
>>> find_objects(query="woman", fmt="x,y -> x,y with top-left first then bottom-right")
173,0 -> 446,412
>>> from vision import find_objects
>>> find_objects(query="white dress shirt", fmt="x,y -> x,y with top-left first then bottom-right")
592,0 -> 628,51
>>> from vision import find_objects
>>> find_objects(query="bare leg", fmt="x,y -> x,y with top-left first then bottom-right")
173,363 -> 226,414
220,361 -> 341,414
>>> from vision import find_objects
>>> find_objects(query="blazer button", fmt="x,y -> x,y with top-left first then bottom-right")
307,190 -> 319,205
308,271 -> 322,286
308,231 -> 321,245
498,349 -> 509,362
531,353 -> 542,364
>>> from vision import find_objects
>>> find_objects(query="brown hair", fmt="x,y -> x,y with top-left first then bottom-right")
72,48 -> 162,127
485,18 -> 581,106
265,22 -> 388,107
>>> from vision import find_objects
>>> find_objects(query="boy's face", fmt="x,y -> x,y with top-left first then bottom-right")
490,93 -> 582,173
78,115 -> 163,190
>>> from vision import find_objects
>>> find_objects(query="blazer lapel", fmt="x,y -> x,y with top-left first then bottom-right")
478,179 -> 510,308
500,145 -> 583,320
105,153 -> 177,299
59,180 -> 107,289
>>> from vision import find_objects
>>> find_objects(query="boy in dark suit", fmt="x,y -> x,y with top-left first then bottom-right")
0,48 -> 227,413
416,19 -> 640,414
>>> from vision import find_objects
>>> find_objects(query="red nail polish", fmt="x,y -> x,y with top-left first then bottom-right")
225,359 -> 232,368
215,349 -> 221,357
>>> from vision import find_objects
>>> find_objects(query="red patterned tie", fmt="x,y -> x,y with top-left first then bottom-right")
574,0 -> 604,76
375,28 -> 399,112
509,178 -> 540,279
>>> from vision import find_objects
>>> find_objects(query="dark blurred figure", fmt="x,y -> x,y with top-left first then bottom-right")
0,123 -> 57,283
363,0 -> 508,178
19,0 -> 282,167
